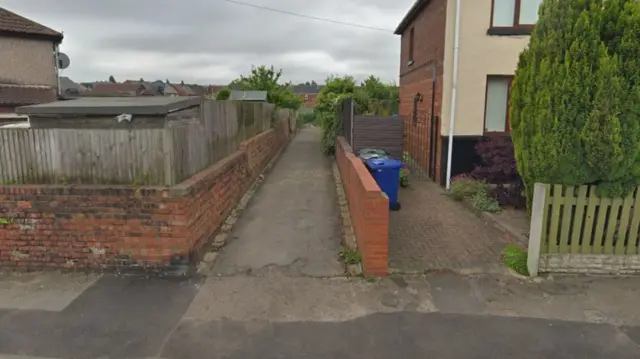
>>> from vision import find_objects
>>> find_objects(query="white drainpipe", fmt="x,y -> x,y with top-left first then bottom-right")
445,0 -> 462,190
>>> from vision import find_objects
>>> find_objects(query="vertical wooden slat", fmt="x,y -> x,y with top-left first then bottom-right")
559,186 -> 574,253
592,196 -> 611,255
615,190 -> 634,255
581,186 -> 599,254
548,184 -> 564,253
626,189 -> 640,255
570,186 -> 588,254
540,184 -> 551,253
603,197 -> 623,254
0,130 -> 10,183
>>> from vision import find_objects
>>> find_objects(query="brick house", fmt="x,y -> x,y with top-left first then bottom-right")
395,0 -> 540,187
298,92 -> 318,108
0,7 -> 62,114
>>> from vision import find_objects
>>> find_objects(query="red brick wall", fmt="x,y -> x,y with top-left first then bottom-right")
398,0 -> 446,180
336,136 -> 389,276
297,93 -> 318,108
0,121 -> 291,271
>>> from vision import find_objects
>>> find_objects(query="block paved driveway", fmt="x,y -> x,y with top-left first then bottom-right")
389,179 -> 518,273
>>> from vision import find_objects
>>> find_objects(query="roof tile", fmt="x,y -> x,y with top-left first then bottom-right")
0,7 -> 63,41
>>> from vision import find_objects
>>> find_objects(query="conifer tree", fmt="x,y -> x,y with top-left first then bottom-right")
510,0 -> 640,206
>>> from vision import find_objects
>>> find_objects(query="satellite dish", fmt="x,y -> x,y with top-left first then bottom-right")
58,52 -> 70,69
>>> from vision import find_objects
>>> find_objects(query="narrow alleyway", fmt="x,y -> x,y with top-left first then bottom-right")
3,127 -> 640,358
211,126 -> 344,277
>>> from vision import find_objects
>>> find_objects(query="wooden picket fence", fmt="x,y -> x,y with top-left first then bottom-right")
528,183 -> 640,275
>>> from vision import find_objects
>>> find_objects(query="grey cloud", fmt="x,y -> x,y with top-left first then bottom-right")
2,0 -> 414,84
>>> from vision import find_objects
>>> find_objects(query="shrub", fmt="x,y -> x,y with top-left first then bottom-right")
449,175 -> 489,201
492,181 -> 526,209
511,0 -> 640,208
471,136 -> 526,209
471,136 -> 519,184
215,88 -> 231,100
502,245 -> 529,276
471,190 -> 501,213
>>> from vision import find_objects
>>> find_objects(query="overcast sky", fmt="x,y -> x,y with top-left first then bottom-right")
3,0 -> 413,85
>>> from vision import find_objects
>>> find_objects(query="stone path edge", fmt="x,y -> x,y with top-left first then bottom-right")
196,129 -> 297,274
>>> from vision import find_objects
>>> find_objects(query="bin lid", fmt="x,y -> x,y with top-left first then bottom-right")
359,153 -> 389,161
365,158 -> 404,170
358,148 -> 389,156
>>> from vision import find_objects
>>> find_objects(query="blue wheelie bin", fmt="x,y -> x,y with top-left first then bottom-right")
365,158 -> 404,211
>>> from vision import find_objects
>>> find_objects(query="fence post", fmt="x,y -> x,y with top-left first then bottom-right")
527,183 -> 547,276
163,127 -> 175,186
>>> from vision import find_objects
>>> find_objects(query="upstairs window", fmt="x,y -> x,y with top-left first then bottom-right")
491,0 -> 542,29
408,27 -> 415,64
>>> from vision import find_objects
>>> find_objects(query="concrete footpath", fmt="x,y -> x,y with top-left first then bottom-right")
2,128 -> 640,358
210,126 -> 344,277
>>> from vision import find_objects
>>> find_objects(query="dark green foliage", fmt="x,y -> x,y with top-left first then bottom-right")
316,76 -> 358,154
215,88 -> 231,100
511,0 -> 640,207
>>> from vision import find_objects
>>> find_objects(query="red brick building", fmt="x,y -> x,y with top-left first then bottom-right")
395,0 -> 540,187
395,0 -> 446,185
298,93 -> 318,108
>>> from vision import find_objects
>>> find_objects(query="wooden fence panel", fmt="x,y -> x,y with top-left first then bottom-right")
627,191 -> 640,255
352,115 -> 404,159
540,184 -> 640,255
0,128 -> 167,185
529,184 -> 640,275
0,99 -> 279,186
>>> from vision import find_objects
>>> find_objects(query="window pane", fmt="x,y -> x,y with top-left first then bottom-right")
492,0 -> 516,27
485,78 -> 510,132
519,0 -> 543,25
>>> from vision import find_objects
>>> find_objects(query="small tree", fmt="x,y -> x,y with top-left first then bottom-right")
315,76 -> 358,154
108,75 -> 116,83
231,65 -> 302,110
511,0 -> 640,207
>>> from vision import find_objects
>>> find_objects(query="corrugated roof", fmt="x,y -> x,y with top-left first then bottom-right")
0,7 -> 63,42
16,96 -> 201,116
0,84 -> 57,106
230,90 -> 268,101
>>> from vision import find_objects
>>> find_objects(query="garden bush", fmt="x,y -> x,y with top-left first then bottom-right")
449,175 -> 489,201
511,0 -> 640,208
470,190 -> 501,213
471,136 -> 526,209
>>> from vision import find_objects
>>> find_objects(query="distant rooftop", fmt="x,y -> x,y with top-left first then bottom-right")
16,96 -> 201,116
